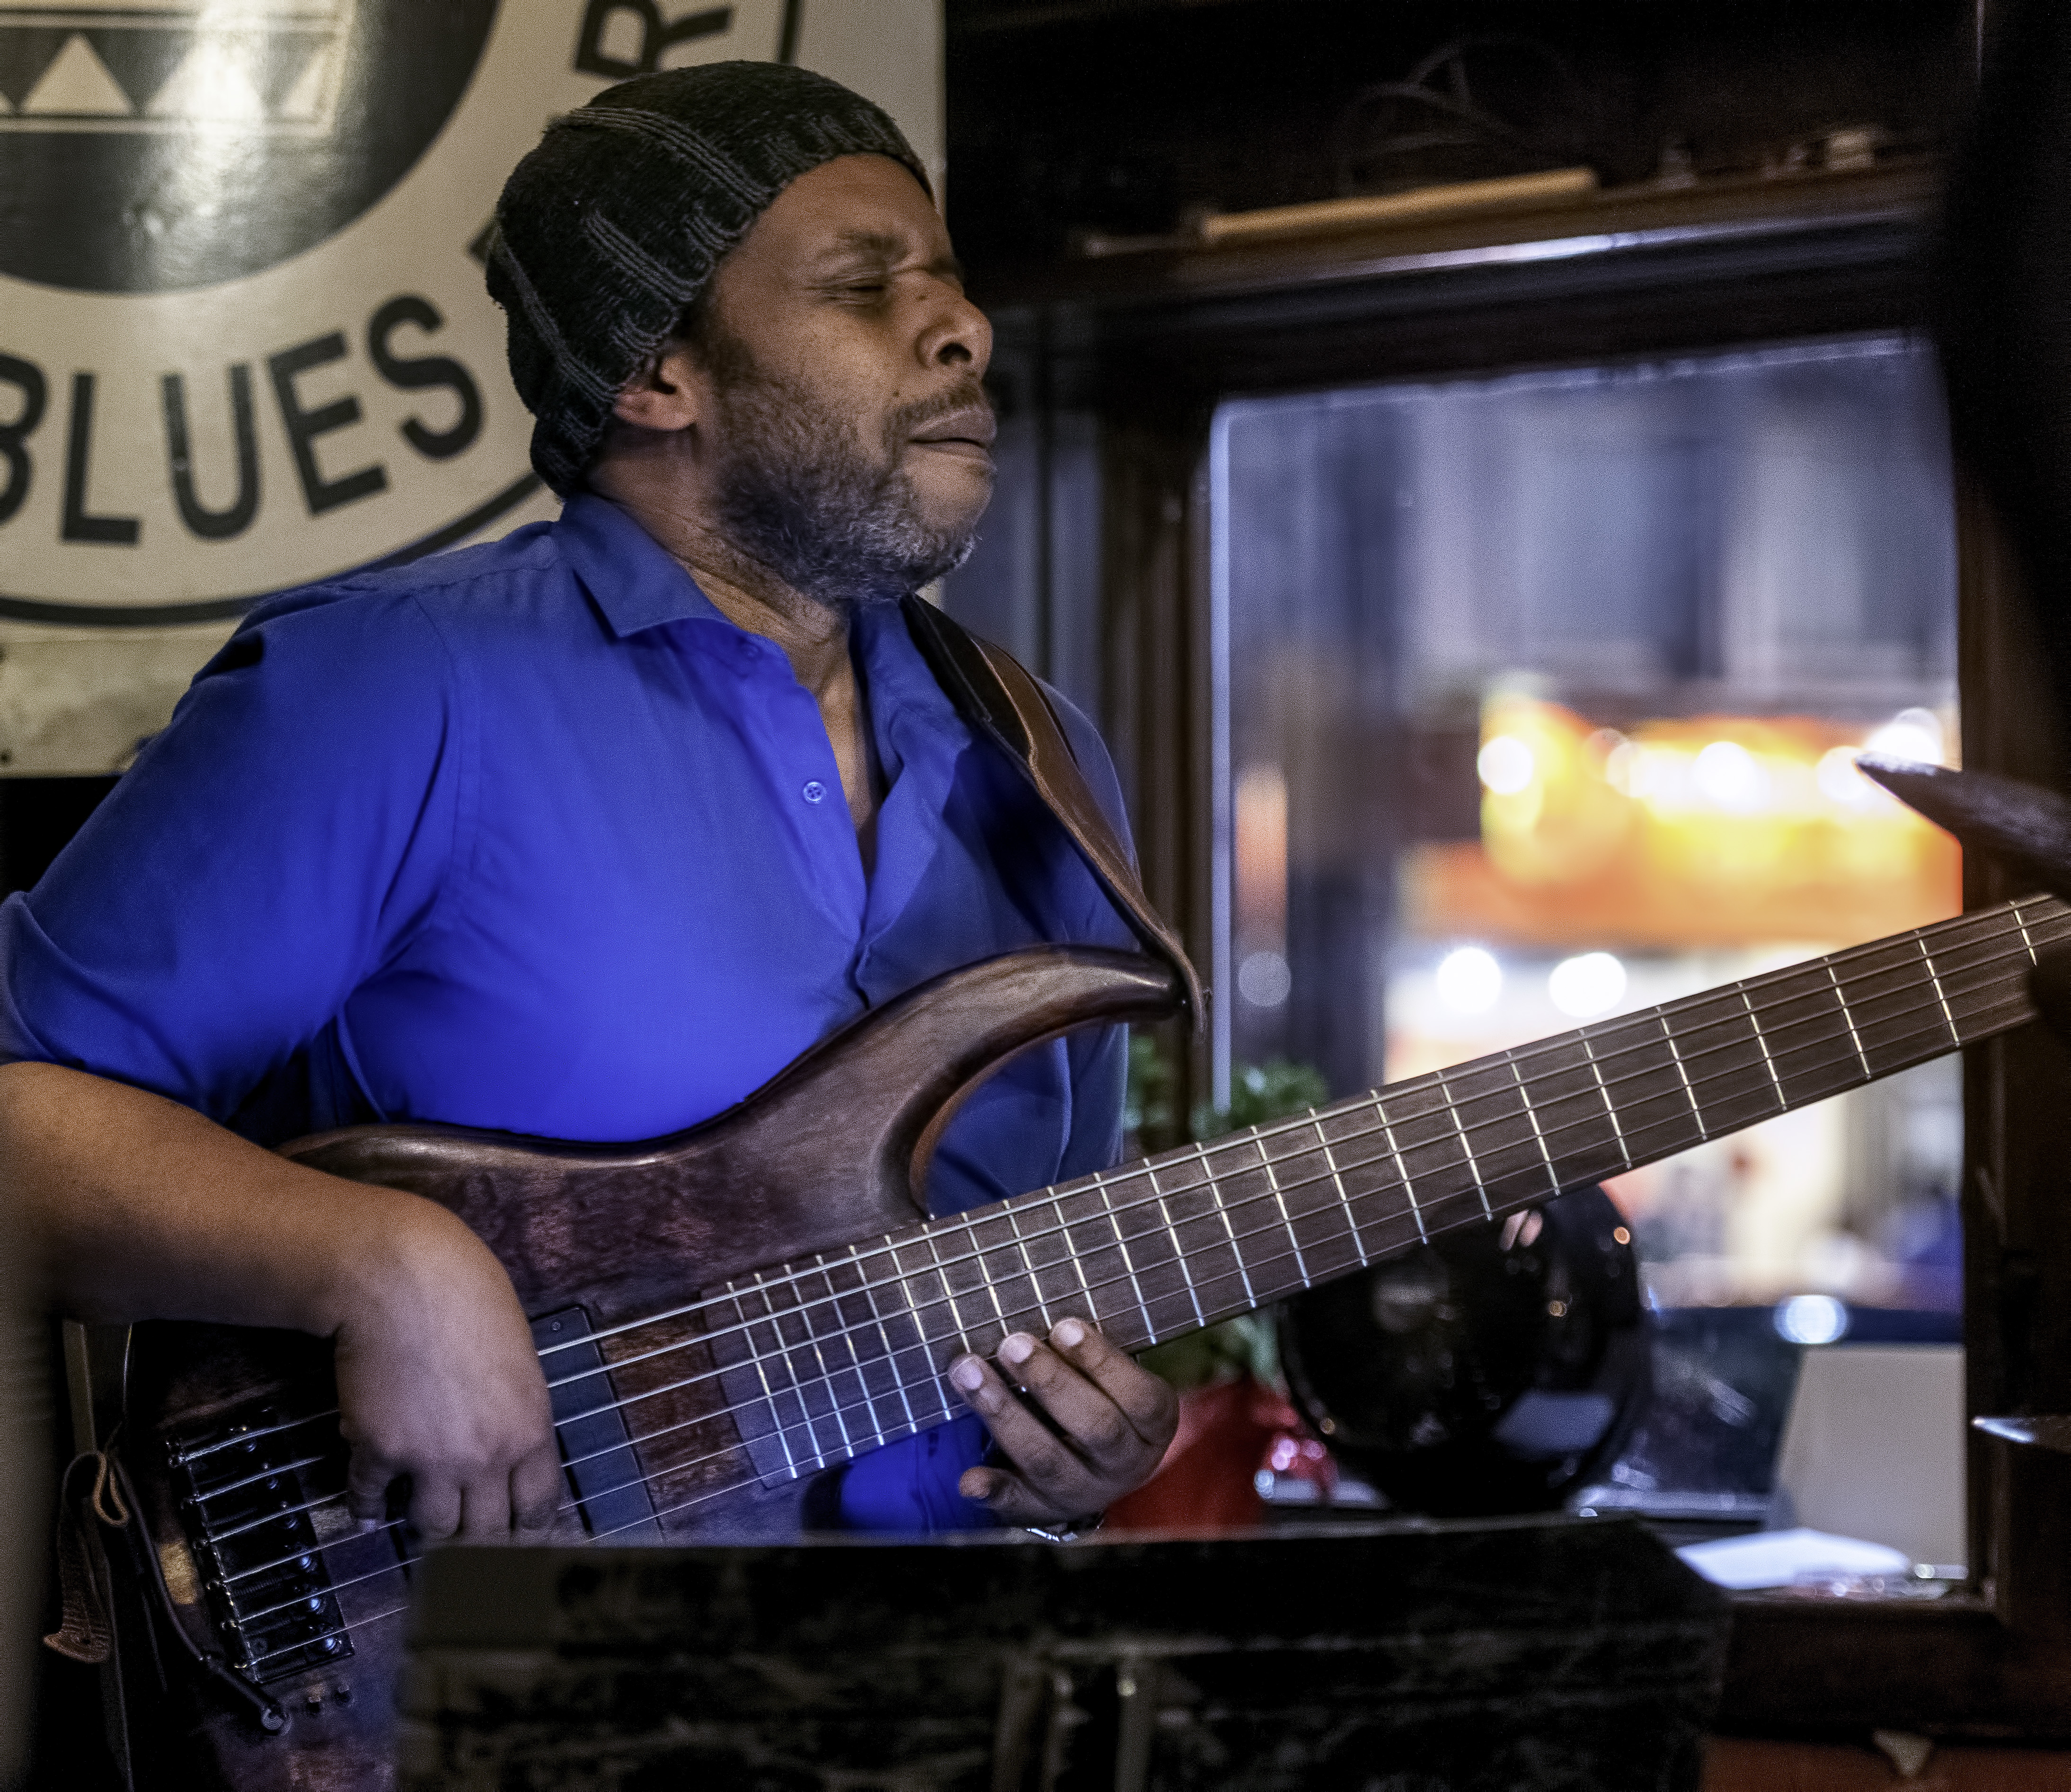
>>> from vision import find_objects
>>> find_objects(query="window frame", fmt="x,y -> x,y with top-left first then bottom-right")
969,163 -> 2071,1733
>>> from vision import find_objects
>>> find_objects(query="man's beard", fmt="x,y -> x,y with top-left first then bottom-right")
703,333 -> 988,612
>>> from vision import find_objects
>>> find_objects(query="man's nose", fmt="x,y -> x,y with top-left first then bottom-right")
920,287 -> 992,377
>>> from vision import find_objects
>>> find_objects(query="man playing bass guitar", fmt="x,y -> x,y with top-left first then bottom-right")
0,64 -> 1177,1564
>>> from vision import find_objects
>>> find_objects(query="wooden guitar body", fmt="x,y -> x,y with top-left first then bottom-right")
110,945 -> 1185,1792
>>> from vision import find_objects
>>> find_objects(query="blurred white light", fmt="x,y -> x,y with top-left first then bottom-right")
1816,745 -> 1874,807
1775,1293 -> 1850,1347
1549,952 -> 1628,1019
1864,707 -> 1944,768
1435,946 -> 1502,1014
1478,735 -> 1536,795
1692,740 -> 1768,812
1238,950 -> 1292,1008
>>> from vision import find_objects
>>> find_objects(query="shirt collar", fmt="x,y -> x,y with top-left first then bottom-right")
554,494 -> 974,766
554,491 -> 731,637
854,602 -> 968,755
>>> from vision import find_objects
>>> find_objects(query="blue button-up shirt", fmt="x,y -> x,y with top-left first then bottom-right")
0,493 -> 1137,1532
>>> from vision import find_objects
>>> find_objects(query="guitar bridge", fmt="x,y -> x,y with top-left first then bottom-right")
169,1402 -> 396,1685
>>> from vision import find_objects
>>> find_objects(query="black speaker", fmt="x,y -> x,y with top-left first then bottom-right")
1280,1184 -> 1651,1517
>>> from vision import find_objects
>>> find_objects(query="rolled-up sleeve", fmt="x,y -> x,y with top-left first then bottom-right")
0,587 -> 463,1132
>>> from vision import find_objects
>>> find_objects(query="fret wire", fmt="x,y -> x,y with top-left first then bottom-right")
1311,1109 -> 1368,1264
769,1265 -> 840,1466
1433,1067 -> 1495,1222
849,1240 -> 918,1437
1001,1198 -> 1052,1338
735,1273 -> 803,1479
1094,1168 -> 1158,1338
1914,934 -> 1963,1047
1506,1049 -> 1564,1198
1145,1163 -> 1207,1331
2014,900 -> 2041,964
969,1212 -> 1011,1337
1057,1187 -> 1100,1315
1371,1093 -> 1427,1242
797,1260 -> 859,1461
922,1229 -> 970,1356
1739,987 -> 1788,1116
1203,1145 -> 1259,1307
1193,1144 -> 1251,1309
1254,1127 -> 1313,1282
893,1237 -> 934,1388
1577,1030 -> 1634,1171
828,1254 -> 892,1454
1657,1011 -> 1710,1140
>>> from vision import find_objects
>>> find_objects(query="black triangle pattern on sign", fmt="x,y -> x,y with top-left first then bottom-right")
85,29 -> 194,115
0,24 -> 344,124
253,30 -> 331,114
0,28 -> 71,111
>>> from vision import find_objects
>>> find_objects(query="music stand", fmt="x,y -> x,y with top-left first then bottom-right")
400,1513 -> 1727,1792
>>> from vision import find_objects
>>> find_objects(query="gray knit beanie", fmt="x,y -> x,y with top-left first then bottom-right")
487,62 -> 932,496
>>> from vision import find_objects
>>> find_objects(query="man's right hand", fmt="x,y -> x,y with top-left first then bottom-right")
327,1202 -> 562,1542
1,1059 -> 561,1545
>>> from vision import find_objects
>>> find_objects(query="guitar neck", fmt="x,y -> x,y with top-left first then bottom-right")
707,894 -> 2064,1479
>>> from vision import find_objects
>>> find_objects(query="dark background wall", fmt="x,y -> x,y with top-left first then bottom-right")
945,0 -> 1974,276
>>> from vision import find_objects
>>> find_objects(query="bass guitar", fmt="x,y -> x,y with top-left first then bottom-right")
89,876 -> 2066,1791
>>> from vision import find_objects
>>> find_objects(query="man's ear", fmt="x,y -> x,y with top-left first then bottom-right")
610,340 -> 708,434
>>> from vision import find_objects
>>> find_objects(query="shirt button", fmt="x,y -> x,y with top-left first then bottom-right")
802,780 -> 827,803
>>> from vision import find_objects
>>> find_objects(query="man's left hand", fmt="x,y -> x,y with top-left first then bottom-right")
949,1316 -> 1178,1525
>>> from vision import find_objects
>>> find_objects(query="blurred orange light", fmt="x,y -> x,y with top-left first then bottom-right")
1404,695 -> 1961,951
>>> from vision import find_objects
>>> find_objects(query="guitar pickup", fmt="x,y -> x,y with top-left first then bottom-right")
532,1307 -> 661,1543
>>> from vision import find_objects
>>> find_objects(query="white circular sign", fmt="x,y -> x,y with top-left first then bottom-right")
0,0 -> 817,623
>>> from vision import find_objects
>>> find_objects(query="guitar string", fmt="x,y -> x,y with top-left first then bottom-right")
230,997 -> 2049,1653
199,894 -> 2051,1491
209,924 -> 2049,1608
197,895 -> 2054,1508
201,910 -> 2036,1549
519,901 -> 2065,1394
520,896 -> 2052,1369
227,901 -> 2065,1661
238,915 -> 2004,1682
542,899 -> 2045,1386
210,902 -> 2063,1607
211,923 -> 2049,1597
508,948 -> 2024,1514
244,1452 -> 826,1669
193,899 -> 2053,1546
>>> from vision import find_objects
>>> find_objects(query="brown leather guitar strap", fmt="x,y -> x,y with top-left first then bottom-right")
901,595 -> 1204,1035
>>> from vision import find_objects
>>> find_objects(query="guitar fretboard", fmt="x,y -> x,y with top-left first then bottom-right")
699,894 -> 2064,1488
